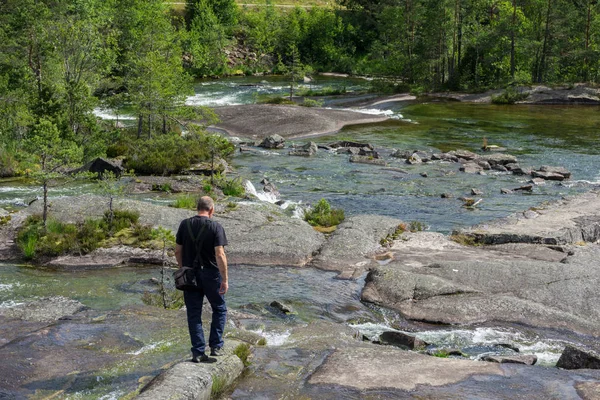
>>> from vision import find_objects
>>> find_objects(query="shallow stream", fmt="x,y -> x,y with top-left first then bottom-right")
2,76 -> 600,397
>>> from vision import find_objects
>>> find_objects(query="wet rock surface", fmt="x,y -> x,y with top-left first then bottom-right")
461,190 -> 600,245
310,214 -> 403,273
362,192 -> 600,336
135,340 -> 245,400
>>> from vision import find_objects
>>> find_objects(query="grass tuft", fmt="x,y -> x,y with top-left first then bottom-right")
233,343 -> 252,367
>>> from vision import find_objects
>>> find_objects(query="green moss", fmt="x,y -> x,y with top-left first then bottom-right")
257,337 -> 267,346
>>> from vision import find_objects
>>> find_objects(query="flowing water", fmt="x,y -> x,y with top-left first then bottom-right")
2,76 -> 600,397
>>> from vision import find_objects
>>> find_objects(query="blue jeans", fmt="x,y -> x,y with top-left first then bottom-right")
183,268 -> 227,356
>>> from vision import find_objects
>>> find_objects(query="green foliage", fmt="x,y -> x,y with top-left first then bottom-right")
491,87 -> 530,105
300,98 -> 324,108
369,80 -> 411,94
211,375 -> 228,398
141,289 -> 184,310
0,146 -> 18,178
257,337 -> 267,346
233,343 -> 252,367
409,221 -> 426,232
297,86 -> 347,96
258,96 -> 296,105
103,209 -> 139,234
431,350 -> 450,358
450,233 -> 481,247
172,194 -> 198,209
219,177 -> 246,198
304,198 -> 345,228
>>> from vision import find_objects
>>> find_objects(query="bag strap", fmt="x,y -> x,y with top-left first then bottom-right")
187,217 -> 208,267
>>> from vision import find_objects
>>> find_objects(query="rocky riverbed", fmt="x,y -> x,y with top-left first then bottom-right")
2,189 -> 600,398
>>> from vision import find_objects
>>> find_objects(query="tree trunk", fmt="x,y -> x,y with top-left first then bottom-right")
537,0 -> 551,84
584,0 -> 592,81
137,115 -> 143,139
510,0 -> 517,80
42,181 -> 48,228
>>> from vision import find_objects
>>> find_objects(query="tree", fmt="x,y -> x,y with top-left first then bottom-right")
24,118 -> 83,227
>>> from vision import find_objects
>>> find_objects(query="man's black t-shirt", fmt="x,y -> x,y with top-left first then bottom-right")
176,216 -> 228,269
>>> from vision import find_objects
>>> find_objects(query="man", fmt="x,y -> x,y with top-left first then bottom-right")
175,196 -> 229,363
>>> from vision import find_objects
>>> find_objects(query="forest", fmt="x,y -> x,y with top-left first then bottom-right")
0,0 -> 598,178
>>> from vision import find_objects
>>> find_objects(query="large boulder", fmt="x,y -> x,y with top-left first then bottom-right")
259,134 -> 286,149
379,331 -> 428,350
349,155 -> 387,166
459,162 -> 483,174
289,142 -> 318,157
448,150 -> 478,161
556,345 -> 600,370
539,165 -> 571,179
72,157 -> 124,178
480,153 -> 518,166
531,170 -> 566,181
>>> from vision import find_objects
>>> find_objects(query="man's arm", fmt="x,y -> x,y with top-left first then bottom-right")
175,244 -> 183,268
215,245 -> 228,294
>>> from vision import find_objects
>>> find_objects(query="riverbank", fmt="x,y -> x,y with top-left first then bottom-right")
2,190 -> 600,397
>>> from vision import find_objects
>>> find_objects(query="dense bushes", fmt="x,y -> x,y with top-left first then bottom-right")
491,87 -> 530,105
304,198 -> 345,228
15,210 -> 169,261
107,130 -> 234,176
0,146 -> 18,178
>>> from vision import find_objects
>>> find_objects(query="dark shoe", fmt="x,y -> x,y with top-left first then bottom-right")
210,347 -> 224,356
192,353 -> 209,363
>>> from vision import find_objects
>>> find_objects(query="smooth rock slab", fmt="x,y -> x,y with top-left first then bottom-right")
136,344 -> 244,400
309,346 -> 502,391
0,297 -> 86,323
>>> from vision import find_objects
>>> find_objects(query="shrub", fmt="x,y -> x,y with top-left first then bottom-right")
123,131 -> 235,176
369,79 -> 411,94
491,87 -> 529,104
220,177 -> 246,198
0,146 -> 18,178
258,96 -> 295,105
304,198 -> 345,228
297,86 -> 346,96
172,194 -> 198,209
105,209 -> 140,232
78,219 -> 107,253
380,223 -> 407,247
301,98 -> 324,107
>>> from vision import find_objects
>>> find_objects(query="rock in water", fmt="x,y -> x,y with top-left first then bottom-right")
270,300 -> 294,314
471,188 -> 483,196
460,163 -> 483,174
531,170 -> 566,181
539,165 -> 572,179
289,141 -> 318,157
259,134 -> 286,149
556,345 -> 600,370
379,331 -> 429,350
349,155 -> 387,166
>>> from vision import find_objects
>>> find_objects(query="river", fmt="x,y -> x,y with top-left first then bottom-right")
1,76 -> 600,398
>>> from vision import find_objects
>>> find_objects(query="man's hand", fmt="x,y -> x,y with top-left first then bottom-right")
219,281 -> 228,295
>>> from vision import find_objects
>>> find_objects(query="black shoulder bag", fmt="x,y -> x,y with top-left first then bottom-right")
173,218 -> 207,291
